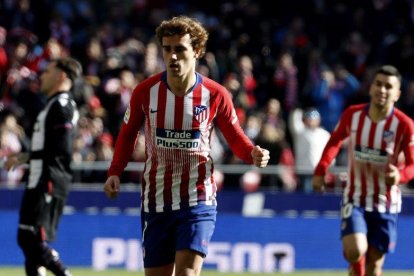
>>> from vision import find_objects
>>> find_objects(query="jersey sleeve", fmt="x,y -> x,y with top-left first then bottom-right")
215,88 -> 254,164
108,86 -> 145,176
314,107 -> 352,175
398,117 -> 414,183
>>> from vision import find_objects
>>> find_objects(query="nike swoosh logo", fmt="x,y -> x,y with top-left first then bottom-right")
150,108 -> 158,113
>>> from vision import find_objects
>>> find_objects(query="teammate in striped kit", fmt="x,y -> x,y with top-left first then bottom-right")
312,65 -> 414,276
103,16 -> 270,276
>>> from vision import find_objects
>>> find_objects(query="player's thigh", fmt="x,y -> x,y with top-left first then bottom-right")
141,212 -> 176,268
341,204 -> 368,259
175,249 -> 204,276
175,205 -> 217,257
366,211 -> 398,254
343,232 -> 368,258
144,263 -> 175,276
19,188 -> 50,226
366,245 -> 385,275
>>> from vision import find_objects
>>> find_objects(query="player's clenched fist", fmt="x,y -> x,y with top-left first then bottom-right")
251,145 -> 270,168
104,175 -> 121,198
311,175 -> 325,193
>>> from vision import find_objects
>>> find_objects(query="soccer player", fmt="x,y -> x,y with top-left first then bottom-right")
103,15 -> 270,276
312,65 -> 414,276
4,57 -> 81,276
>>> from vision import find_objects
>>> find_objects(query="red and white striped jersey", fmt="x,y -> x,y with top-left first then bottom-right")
109,72 -> 255,213
315,104 -> 414,213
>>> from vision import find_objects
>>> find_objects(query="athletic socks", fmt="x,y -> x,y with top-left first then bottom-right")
42,247 -> 71,276
348,255 -> 366,276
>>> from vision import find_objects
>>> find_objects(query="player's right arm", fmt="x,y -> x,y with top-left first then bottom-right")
288,108 -> 304,136
105,83 -> 146,198
312,107 -> 353,192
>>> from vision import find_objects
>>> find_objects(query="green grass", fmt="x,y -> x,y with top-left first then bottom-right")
1,267 -> 414,275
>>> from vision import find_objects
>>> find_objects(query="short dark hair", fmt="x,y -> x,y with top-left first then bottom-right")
376,65 -> 401,84
54,57 -> 82,82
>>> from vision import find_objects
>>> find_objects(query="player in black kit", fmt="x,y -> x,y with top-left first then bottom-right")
4,57 -> 81,276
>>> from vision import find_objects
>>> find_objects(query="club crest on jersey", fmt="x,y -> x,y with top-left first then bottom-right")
124,104 -> 131,124
383,131 -> 394,143
194,105 -> 208,123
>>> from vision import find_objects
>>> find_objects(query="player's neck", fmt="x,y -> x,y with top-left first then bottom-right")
167,72 -> 196,97
369,104 -> 393,122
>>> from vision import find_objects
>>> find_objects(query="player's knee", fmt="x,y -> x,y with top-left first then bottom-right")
344,249 -> 364,263
174,268 -> 201,276
366,266 -> 383,276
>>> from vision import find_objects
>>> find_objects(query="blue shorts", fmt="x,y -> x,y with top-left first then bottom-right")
141,204 -> 217,268
340,203 -> 398,253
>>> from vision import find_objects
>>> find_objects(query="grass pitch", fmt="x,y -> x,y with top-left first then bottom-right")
1,267 -> 414,275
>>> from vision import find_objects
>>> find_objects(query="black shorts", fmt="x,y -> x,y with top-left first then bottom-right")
19,188 -> 66,241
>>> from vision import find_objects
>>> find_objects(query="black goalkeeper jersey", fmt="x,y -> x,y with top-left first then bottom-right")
27,91 -> 79,198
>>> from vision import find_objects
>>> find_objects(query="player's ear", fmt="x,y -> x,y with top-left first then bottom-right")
60,71 -> 68,81
194,48 -> 202,59
394,89 -> 401,102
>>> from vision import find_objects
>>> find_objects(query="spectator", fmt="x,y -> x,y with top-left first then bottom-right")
255,122 -> 296,191
0,112 -> 26,186
311,65 -> 360,132
0,26 -> 8,76
288,107 -> 330,192
272,51 -> 298,118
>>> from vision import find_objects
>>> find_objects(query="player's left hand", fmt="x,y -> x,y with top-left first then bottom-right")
251,145 -> 270,168
104,175 -> 121,199
385,163 -> 400,186
311,175 -> 325,193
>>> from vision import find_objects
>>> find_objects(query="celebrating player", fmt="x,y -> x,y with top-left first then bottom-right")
103,15 -> 270,276
312,65 -> 414,276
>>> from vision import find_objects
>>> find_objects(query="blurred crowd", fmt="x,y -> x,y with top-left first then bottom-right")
1,0 -> 414,192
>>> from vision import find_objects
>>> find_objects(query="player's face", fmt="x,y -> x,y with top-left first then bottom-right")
39,61 -> 61,96
369,73 -> 401,108
162,34 -> 200,79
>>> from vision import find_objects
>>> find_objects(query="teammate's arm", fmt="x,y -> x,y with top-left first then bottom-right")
312,108 -> 352,192
396,120 -> 414,184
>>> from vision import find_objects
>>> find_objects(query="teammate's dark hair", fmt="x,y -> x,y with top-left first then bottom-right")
376,65 -> 401,83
